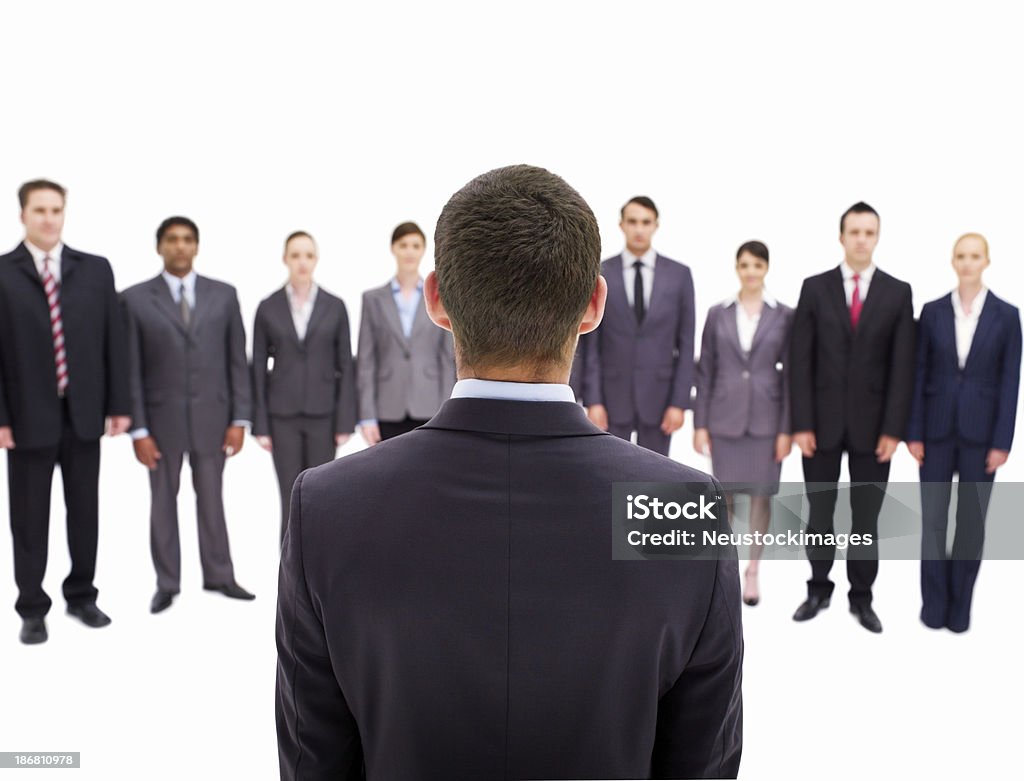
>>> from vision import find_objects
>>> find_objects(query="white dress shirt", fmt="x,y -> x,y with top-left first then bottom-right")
951,287 -> 988,369
840,261 -> 875,307
286,282 -> 319,341
450,378 -> 575,403
162,269 -> 197,308
622,248 -> 656,310
724,291 -> 777,353
25,240 -> 64,282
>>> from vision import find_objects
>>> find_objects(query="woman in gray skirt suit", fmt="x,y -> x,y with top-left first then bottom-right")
694,240 -> 794,605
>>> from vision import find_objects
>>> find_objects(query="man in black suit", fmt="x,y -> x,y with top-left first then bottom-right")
0,180 -> 131,644
276,165 -> 743,779
789,202 -> 915,633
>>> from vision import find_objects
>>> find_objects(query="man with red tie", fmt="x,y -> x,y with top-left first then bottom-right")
0,180 -> 131,644
788,202 -> 915,633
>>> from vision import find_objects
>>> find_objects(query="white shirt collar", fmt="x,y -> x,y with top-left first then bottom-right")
622,247 -> 657,268
840,261 -> 875,282
722,290 -> 777,308
390,277 -> 424,292
162,269 -> 197,294
24,239 -> 64,271
450,378 -> 575,403
951,287 -> 987,320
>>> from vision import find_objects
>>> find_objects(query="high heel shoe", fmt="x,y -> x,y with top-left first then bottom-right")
742,569 -> 760,607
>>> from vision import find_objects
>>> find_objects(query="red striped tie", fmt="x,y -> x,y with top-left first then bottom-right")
40,256 -> 69,395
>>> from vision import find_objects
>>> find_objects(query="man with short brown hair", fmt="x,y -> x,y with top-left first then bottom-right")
276,165 -> 742,779
0,179 -> 131,644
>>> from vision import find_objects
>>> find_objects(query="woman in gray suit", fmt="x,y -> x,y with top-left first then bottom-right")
251,231 -> 357,539
694,241 -> 794,606
357,222 -> 456,444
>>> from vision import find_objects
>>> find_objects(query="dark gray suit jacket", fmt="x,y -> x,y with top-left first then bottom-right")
580,254 -> 696,426
356,282 -> 456,422
277,397 -> 742,780
251,286 -> 357,437
121,274 -> 251,454
694,300 -> 794,438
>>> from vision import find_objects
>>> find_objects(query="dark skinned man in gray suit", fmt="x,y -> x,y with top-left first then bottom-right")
122,217 -> 255,614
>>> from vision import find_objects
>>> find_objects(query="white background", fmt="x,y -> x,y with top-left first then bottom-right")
1,0 -> 1022,777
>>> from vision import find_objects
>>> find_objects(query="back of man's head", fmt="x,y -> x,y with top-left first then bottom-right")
434,164 -> 602,375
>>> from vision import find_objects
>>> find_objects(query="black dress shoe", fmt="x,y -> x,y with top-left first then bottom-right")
850,603 -> 883,633
792,595 -> 830,622
67,603 -> 112,628
204,582 -> 255,601
20,617 -> 48,645
743,596 -> 760,607
150,590 -> 176,614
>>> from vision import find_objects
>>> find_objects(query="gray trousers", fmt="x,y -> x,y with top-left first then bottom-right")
149,450 -> 235,593
269,415 -> 336,541
609,422 -> 671,457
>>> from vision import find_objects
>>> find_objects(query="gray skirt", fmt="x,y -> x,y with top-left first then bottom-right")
710,434 -> 781,496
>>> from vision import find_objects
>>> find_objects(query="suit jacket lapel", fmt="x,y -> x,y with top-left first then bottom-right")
188,275 -> 212,336
749,301 -> 778,356
12,243 -> 42,288
642,255 -> 670,332
273,287 -> 303,348
380,284 -> 408,344
854,269 -> 885,338
963,293 -> 996,372
828,266 -> 853,338
409,290 -> 431,340
605,256 -> 636,334
60,247 -> 81,282
722,304 -> 745,362
303,289 -> 330,344
149,275 -> 189,337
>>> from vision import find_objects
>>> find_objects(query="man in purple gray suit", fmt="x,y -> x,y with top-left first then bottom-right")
578,196 -> 696,456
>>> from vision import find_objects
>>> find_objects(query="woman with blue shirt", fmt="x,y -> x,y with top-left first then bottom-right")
357,222 -> 456,444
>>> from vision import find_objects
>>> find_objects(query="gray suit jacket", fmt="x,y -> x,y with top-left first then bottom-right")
357,283 -> 456,422
122,274 -> 251,454
251,286 -> 357,437
693,300 -> 793,438
581,254 -> 695,426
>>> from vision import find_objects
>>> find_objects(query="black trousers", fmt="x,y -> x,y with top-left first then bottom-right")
919,439 -> 992,633
801,441 -> 891,606
270,415 -> 336,541
379,416 -> 430,441
7,401 -> 101,618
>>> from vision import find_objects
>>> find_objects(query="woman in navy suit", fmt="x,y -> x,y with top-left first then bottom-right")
694,241 -> 794,606
907,233 -> 1021,632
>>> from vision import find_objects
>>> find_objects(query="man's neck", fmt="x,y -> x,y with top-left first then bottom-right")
627,245 -> 651,259
461,365 -> 569,385
844,256 -> 872,273
26,237 -> 59,253
164,267 -> 193,279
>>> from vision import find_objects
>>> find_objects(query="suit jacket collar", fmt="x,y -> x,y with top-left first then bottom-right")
14,241 -> 81,285
940,289 -> 999,372
606,254 -> 671,333
376,281 -> 409,344
149,272 -> 211,337
421,397 -> 608,438
304,286 -> 331,343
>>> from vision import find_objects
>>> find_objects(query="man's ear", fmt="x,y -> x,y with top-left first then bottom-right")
424,271 -> 452,332
578,275 -> 607,336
